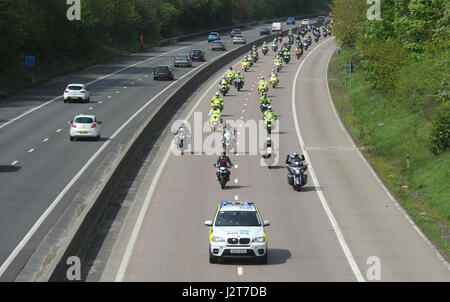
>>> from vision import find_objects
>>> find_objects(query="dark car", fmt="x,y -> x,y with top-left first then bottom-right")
211,40 -> 226,51
189,49 -> 206,61
230,28 -> 241,37
153,65 -> 174,80
260,27 -> 271,35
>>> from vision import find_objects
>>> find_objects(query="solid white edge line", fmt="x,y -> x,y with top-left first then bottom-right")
324,43 -> 450,271
291,37 -> 365,282
114,49 -> 248,282
0,53 -> 210,278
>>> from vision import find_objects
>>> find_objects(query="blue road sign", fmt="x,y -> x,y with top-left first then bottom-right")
25,56 -> 35,68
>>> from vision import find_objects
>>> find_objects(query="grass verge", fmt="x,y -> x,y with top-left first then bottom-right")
328,49 -> 450,261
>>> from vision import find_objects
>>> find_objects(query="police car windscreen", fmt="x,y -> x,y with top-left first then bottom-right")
215,211 -> 261,227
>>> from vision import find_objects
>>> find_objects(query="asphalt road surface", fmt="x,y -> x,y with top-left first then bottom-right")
0,23 -> 283,279
106,36 -> 450,281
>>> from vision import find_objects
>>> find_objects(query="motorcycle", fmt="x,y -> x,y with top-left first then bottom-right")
210,116 -> 221,131
284,54 -> 290,64
242,61 -> 250,72
272,43 -> 278,52
226,74 -> 235,85
260,102 -> 270,113
219,83 -> 229,96
274,61 -> 282,72
234,77 -> 244,91
266,120 -> 272,134
252,52 -> 258,62
262,46 -> 268,55
286,158 -> 308,191
269,75 -> 278,88
214,164 -> 230,189
258,84 -> 268,95
303,42 -> 309,51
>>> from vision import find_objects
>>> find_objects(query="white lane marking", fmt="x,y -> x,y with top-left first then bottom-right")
291,38 -> 365,282
114,50 -> 249,281
28,148 -> 34,153
235,164 -> 238,169
131,82 -> 135,85
323,43 -> 450,271
138,79 -> 142,81
0,45 -> 195,130
43,138 -> 49,142
237,267 -> 243,275
108,96 -> 112,99
234,178 -> 238,184
124,87 -> 128,89
99,101 -> 103,104
11,161 -> 18,165
116,91 -> 120,94
56,129 -> 62,133
235,195 -> 239,201
0,48 -> 224,278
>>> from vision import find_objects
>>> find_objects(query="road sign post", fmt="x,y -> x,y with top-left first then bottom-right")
25,55 -> 36,84
346,61 -> 354,86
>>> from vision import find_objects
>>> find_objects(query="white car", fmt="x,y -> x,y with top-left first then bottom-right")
64,84 -> 90,103
204,201 -> 270,264
69,114 -> 102,141
232,34 -> 246,44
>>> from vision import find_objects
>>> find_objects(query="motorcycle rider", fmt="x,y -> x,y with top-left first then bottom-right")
260,92 -> 271,112
258,76 -> 269,93
219,77 -> 230,93
209,104 -> 222,117
262,41 -> 268,49
209,111 -> 223,129
215,150 -> 233,180
211,92 -> 224,110
285,152 -> 305,165
264,105 -> 277,124
225,67 -> 236,84
262,137 -> 273,159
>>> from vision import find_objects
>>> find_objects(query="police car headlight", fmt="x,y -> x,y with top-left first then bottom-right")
253,236 -> 265,243
211,236 -> 225,242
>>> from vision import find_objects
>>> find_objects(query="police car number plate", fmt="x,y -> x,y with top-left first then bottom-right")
230,249 -> 247,254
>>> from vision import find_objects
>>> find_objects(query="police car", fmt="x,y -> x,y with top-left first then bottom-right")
204,201 -> 270,264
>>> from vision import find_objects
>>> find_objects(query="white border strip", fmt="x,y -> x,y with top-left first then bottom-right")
291,38 -> 365,282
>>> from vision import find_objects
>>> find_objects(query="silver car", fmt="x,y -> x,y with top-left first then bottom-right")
63,84 -> 90,103
69,114 -> 102,141
232,34 -> 246,44
211,40 -> 226,51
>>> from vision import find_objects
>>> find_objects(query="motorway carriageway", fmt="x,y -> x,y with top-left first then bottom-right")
0,22 -> 282,280
95,36 -> 450,281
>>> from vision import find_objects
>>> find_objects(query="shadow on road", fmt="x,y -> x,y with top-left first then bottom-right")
0,165 -> 21,173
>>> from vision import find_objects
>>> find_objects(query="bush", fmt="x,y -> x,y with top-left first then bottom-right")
430,102 -> 450,154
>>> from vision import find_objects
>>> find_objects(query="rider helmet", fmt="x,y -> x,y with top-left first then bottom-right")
215,92 -> 219,96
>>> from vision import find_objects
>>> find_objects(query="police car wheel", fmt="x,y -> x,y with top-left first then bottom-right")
209,250 -> 219,263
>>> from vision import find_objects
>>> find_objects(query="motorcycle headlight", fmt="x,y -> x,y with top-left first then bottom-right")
295,169 -> 301,175
253,236 -> 265,243
211,236 -> 225,242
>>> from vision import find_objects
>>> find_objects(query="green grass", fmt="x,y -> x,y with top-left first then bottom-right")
328,49 -> 450,260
